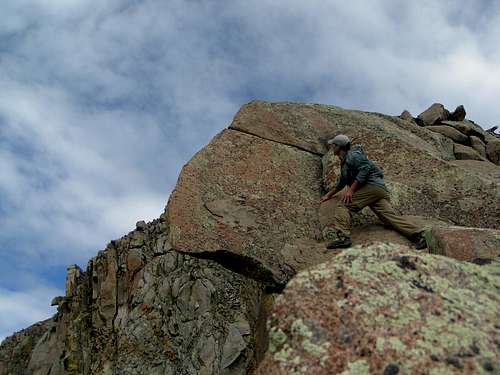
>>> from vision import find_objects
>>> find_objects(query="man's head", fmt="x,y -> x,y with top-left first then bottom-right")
327,134 -> 351,155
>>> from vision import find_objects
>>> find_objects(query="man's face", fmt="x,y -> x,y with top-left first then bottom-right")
331,144 -> 341,155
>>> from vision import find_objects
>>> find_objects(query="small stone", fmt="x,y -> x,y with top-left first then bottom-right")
384,363 -> 400,375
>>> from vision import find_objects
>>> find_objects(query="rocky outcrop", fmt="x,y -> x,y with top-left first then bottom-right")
417,103 -> 450,126
256,243 -> 500,375
399,110 -> 413,122
414,103 -> 500,164
449,104 -> 466,121
1,100 -> 499,374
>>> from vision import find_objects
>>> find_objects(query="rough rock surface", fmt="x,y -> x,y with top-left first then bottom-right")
486,137 -> 500,165
2,100 -> 499,375
1,214 -> 269,375
449,104 -> 466,121
399,110 -> 413,122
256,243 -> 500,375
454,143 -> 485,161
417,103 -> 450,125
427,125 -> 469,144
426,226 -> 500,263
470,135 -> 487,158
167,128 -> 323,287
442,120 -> 486,140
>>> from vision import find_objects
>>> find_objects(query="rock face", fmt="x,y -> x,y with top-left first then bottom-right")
256,243 -> 500,375
426,226 -> 500,263
427,125 -> 469,144
1,100 -> 499,375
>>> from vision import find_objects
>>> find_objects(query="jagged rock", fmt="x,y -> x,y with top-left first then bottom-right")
425,226 -> 500,263
485,137 -> 500,165
0,319 -> 59,375
65,264 -> 82,297
426,125 -> 469,144
470,136 -> 487,158
136,220 -> 147,231
256,243 -> 500,375
454,143 -> 485,161
399,110 -> 413,122
449,104 -> 466,121
50,296 -> 64,306
486,125 -> 498,135
417,103 -> 450,125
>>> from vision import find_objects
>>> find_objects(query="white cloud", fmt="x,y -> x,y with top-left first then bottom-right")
0,285 -> 61,344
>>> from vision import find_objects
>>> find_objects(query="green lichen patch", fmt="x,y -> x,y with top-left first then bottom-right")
259,242 -> 500,375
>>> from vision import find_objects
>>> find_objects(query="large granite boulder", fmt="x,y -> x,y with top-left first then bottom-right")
485,137 -> 500,165
426,125 -> 469,144
470,136 -> 487,158
441,120 -> 486,141
417,103 -> 450,125
449,105 -> 466,121
425,226 -> 500,263
454,143 -> 485,161
256,243 -> 500,375
167,102 -> 499,284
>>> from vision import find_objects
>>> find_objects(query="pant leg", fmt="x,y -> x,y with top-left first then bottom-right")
320,184 -> 387,239
369,197 -> 423,239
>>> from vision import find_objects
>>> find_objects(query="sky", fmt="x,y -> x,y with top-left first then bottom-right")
1,0 -> 500,343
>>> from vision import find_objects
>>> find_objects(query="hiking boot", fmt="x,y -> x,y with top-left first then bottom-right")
326,237 -> 352,249
415,236 -> 427,250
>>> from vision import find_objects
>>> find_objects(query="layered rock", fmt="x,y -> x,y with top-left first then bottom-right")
414,103 -> 500,164
256,243 -> 500,375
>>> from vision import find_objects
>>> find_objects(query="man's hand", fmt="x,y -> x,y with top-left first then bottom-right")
320,193 -> 332,203
320,188 -> 337,203
342,187 -> 353,204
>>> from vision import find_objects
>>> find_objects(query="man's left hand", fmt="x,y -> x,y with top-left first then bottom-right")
342,187 -> 353,204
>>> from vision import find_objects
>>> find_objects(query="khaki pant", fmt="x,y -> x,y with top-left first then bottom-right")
319,184 -> 422,240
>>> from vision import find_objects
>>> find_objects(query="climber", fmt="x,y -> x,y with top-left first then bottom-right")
319,134 -> 427,250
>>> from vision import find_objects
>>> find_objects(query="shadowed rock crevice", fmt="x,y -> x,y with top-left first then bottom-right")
228,126 -> 323,156
177,249 -> 292,293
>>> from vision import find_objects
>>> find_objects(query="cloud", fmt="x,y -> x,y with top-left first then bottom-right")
1,0 -> 499,343
0,284 -> 61,344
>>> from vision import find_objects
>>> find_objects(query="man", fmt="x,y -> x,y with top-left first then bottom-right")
320,134 -> 427,249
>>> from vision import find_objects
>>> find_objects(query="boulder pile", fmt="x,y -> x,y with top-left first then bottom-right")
400,103 -> 500,164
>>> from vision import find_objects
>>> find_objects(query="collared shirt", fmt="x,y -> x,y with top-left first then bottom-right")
335,146 -> 387,191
